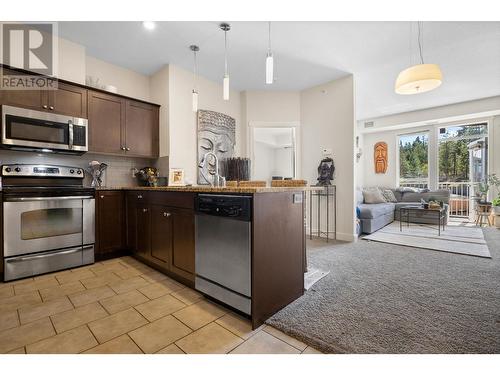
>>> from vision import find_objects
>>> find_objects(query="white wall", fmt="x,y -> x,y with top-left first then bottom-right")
86,56 -> 150,102
0,28 -> 87,84
243,91 -> 301,123
274,147 -> 294,178
167,64 -> 242,184
149,66 -> 169,158
56,38 -> 86,84
300,75 -> 356,241
253,141 -> 275,181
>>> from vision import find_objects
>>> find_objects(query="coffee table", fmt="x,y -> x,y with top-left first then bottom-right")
399,206 -> 447,236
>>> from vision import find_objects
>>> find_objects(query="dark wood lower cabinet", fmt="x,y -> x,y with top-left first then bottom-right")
122,191 -> 195,284
135,204 -> 151,259
150,204 -> 173,267
95,191 -> 125,259
171,208 -> 196,280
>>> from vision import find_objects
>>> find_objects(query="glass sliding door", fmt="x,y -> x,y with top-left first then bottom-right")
398,132 -> 429,189
437,123 -> 488,218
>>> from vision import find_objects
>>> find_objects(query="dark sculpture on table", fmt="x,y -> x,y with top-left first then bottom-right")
317,157 -> 335,185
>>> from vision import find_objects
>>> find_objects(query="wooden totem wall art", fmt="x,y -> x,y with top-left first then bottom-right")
374,142 -> 388,174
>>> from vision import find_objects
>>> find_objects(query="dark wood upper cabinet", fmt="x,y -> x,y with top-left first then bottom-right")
150,204 -> 173,267
96,191 -> 124,256
1,66 -> 159,158
125,100 -> 159,158
88,90 -> 125,155
0,68 -> 87,118
0,69 -> 47,110
87,93 -> 159,158
170,208 -> 195,281
49,82 -> 87,118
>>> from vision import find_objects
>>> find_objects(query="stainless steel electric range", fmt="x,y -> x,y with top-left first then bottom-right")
1,164 -> 95,281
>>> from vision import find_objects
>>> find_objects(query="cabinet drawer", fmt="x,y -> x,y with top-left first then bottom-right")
126,191 -> 150,204
149,192 -> 195,209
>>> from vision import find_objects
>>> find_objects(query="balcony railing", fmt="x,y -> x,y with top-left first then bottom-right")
399,178 -> 476,218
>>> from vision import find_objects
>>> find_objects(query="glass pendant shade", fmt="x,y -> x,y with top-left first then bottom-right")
223,74 -> 230,101
395,63 -> 443,95
266,53 -> 274,84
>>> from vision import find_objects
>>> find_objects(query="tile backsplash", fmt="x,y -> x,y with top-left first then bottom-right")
0,149 -> 162,187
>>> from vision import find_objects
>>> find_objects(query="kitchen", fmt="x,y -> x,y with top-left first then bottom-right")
0,59 -> 314,352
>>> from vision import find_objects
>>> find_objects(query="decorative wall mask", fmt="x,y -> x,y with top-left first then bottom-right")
374,142 -> 388,174
317,157 -> 335,185
197,110 -> 236,184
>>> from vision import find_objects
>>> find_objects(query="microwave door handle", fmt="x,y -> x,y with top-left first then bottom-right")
68,120 -> 73,150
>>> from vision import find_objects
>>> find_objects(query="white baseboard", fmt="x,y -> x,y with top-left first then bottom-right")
336,232 -> 357,242
307,231 -> 357,242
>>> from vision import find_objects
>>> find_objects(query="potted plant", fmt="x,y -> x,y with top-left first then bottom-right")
492,197 -> 500,215
487,174 -> 500,214
476,182 -> 489,204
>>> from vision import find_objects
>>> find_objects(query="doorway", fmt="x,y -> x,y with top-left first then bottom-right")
248,122 -> 300,183
437,123 -> 488,219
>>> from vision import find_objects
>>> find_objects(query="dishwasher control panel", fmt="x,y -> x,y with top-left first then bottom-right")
195,194 -> 252,221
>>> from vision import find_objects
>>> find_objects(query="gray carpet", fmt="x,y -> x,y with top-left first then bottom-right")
266,228 -> 500,354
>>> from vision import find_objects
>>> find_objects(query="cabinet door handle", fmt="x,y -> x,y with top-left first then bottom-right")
121,147 -> 126,151
163,212 -> 171,217
49,106 -> 54,110
42,105 -> 48,109
137,195 -> 143,199
125,147 -> 130,151
143,208 -> 148,213
100,195 -> 104,199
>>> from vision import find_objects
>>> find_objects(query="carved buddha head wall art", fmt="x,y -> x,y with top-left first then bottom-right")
197,110 -> 236,184
374,141 -> 388,174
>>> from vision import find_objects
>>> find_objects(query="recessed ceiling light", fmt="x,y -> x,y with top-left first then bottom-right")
142,21 -> 156,31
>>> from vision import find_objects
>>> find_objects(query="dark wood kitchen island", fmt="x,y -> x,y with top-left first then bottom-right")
95,186 -> 313,328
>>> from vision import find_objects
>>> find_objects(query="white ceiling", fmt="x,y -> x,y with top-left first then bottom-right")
58,21 -> 500,120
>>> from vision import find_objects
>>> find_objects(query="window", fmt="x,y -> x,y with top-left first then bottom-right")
398,132 -> 429,188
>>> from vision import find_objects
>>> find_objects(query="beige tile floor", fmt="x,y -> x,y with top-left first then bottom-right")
0,256 -> 322,354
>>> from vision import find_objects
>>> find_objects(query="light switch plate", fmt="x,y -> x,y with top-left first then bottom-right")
293,193 -> 303,204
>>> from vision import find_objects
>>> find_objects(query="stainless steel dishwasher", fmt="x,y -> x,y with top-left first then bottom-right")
195,194 -> 252,315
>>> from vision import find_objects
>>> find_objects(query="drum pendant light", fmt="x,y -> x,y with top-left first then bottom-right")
395,22 -> 443,95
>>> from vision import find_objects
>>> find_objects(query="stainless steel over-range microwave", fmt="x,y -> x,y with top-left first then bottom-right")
1,105 -> 88,154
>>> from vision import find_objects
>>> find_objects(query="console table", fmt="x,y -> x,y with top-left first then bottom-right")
309,185 -> 336,242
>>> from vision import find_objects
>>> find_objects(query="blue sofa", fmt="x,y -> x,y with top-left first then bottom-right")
357,188 -> 450,234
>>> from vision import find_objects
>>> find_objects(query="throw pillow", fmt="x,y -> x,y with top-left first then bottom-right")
363,189 -> 386,204
381,189 -> 398,203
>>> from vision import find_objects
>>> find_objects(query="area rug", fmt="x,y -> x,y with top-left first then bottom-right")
304,268 -> 330,290
363,221 -> 491,258
266,228 -> 500,353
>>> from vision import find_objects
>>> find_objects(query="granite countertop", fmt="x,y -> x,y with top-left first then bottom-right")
95,185 -> 324,194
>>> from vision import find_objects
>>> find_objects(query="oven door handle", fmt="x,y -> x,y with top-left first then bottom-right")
5,246 -> 93,263
4,196 -> 94,202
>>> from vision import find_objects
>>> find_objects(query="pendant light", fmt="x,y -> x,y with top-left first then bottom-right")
190,45 -> 200,112
220,23 -> 231,101
266,21 -> 274,85
395,22 -> 443,95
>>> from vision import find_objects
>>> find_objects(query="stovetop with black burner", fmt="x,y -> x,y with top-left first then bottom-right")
1,163 -> 95,198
